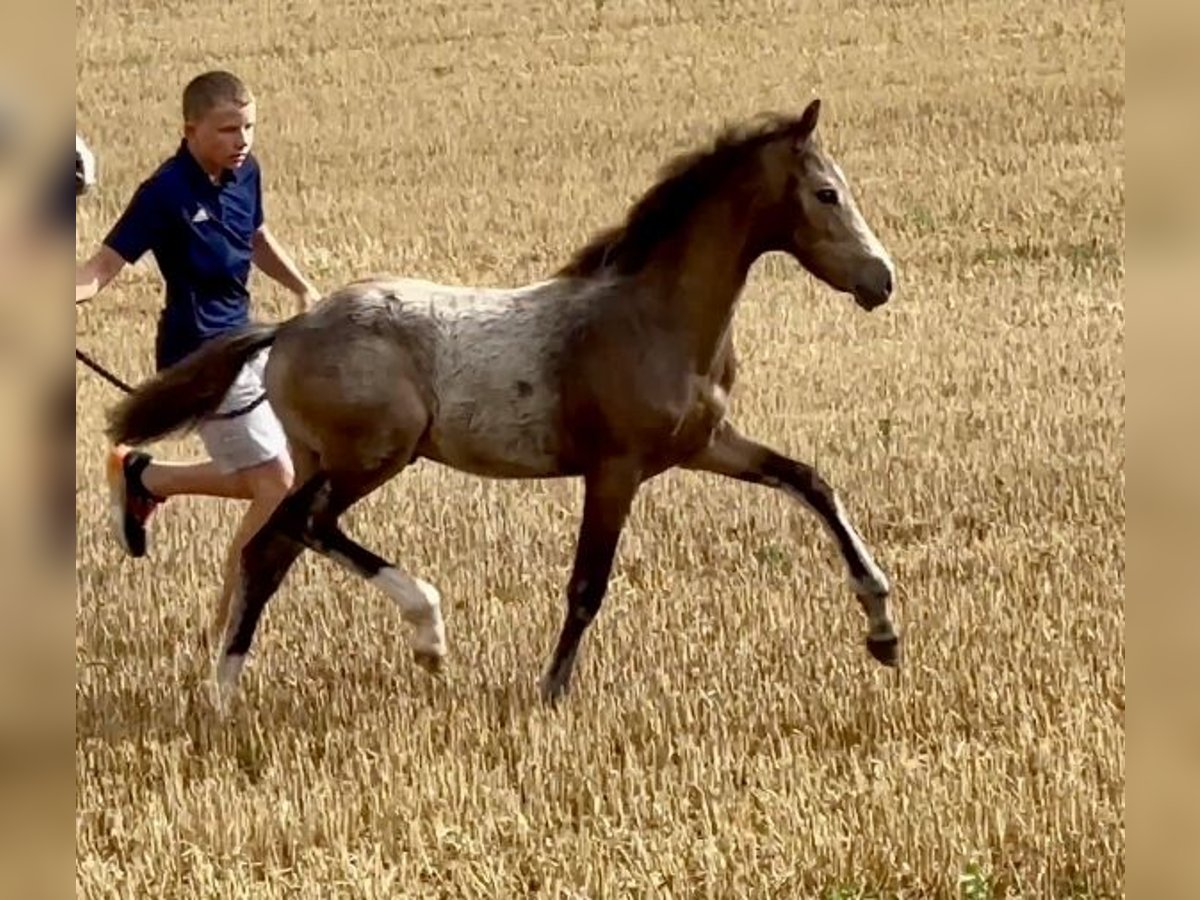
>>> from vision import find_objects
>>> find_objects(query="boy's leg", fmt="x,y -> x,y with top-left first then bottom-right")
207,455 -> 293,650
104,348 -> 283,557
198,355 -> 296,652
143,459 -> 257,500
188,349 -> 295,647
104,450 -> 266,557
104,347 -> 298,647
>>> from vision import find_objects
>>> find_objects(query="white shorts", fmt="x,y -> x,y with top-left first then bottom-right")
197,348 -> 291,474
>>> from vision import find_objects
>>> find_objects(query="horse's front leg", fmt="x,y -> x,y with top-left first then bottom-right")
540,458 -> 642,704
683,422 -> 899,665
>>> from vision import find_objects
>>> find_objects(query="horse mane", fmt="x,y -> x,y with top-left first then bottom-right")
554,111 -> 807,279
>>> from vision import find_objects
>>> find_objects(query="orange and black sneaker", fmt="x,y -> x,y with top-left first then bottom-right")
105,445 -> 161,558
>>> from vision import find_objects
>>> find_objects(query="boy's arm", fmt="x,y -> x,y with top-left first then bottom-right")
77,177 -> 161,303
251,224 -> 321,314
249,163 -> 319,314
76,246 -> 126,303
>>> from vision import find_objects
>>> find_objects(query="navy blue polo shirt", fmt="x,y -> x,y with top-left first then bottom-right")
104,139 -> 264,370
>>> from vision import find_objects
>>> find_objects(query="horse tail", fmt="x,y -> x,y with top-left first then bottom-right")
105,321 -> 282,447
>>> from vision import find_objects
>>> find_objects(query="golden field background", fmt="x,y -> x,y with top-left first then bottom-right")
74,0 -> 1124,897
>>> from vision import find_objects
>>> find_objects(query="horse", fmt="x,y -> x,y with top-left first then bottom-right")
104,98 -> 901,707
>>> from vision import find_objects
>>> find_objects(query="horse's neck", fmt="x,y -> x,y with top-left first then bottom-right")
644,192 -> 762,373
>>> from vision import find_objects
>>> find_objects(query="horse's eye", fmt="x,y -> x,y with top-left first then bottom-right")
815,188 -> 839,205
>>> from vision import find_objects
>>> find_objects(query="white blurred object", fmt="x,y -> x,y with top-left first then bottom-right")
75,133 -> 95,196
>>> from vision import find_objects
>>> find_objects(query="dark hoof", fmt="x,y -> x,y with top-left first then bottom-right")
413,649 -> 446,675
539,673 -> 569,707
866,634 -> 901,667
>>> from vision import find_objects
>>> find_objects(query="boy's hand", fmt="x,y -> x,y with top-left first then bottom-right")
76,247 -> 125,304
295,285 -> 321,314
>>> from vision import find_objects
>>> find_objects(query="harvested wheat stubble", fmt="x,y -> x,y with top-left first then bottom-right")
75,0 -> 1123,897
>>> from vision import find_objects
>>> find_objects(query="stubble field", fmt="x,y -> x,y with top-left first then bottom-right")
74,0 -> 1124,897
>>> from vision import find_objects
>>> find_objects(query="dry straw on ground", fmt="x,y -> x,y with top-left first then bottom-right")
75,0 -> 1124,896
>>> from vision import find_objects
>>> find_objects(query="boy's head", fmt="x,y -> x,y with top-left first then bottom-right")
181,70 -> 256,178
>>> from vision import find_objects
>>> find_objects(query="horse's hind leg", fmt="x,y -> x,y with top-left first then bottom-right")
205,442 -> 315,652
304,457 -> 447,672
214,376 -> 443,699
213,469 -> 328,706
213,455 -> 447,703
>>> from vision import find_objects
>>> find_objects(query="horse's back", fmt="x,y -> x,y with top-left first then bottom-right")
303,275 -> 582,477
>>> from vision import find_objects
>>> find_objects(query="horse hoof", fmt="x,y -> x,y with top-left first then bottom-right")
538,674 -> 569,707
413,648 -> 446,674
866,634 -> 901,667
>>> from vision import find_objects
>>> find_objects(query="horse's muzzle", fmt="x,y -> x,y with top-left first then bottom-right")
853,264 -> 893,310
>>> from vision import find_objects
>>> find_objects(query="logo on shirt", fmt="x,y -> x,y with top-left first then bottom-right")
191,206 -> 210,223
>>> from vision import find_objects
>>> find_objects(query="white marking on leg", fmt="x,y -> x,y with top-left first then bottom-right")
830,496 -> 896,638
216,652 -> 245,688
218,579 -> 247,656
371,567 -> 447,659
206,577 -> 250,714
776,482 -> 887,592
774,482 -> 894,636
212,653 -> 245,714
833,494 -> 890,598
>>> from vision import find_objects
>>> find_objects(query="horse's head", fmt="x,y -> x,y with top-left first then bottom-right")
766,99 -> 895,310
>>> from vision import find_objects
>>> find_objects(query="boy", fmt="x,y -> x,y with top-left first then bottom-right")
75,70 -> 320,646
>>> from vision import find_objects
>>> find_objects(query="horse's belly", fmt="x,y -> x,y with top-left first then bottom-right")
424,381 -> 564,478
409,296 -> 576,478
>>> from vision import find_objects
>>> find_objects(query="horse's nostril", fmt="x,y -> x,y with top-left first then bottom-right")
881,269 -> 893,297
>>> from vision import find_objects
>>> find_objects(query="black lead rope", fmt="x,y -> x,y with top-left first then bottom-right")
76,293 -> 268,417
75,347 -> 135,393
75,298 -> 136,395
75,336 -> 268,420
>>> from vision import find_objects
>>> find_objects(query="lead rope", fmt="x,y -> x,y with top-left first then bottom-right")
76,301 -> 267,417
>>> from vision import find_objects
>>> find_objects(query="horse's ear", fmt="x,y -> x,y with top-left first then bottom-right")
794,98 -> 821,144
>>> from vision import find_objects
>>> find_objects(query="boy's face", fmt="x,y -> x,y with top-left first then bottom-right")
184,98 -> 256,176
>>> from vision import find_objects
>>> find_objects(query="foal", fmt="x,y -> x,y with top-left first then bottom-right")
107,98 -> 900,706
